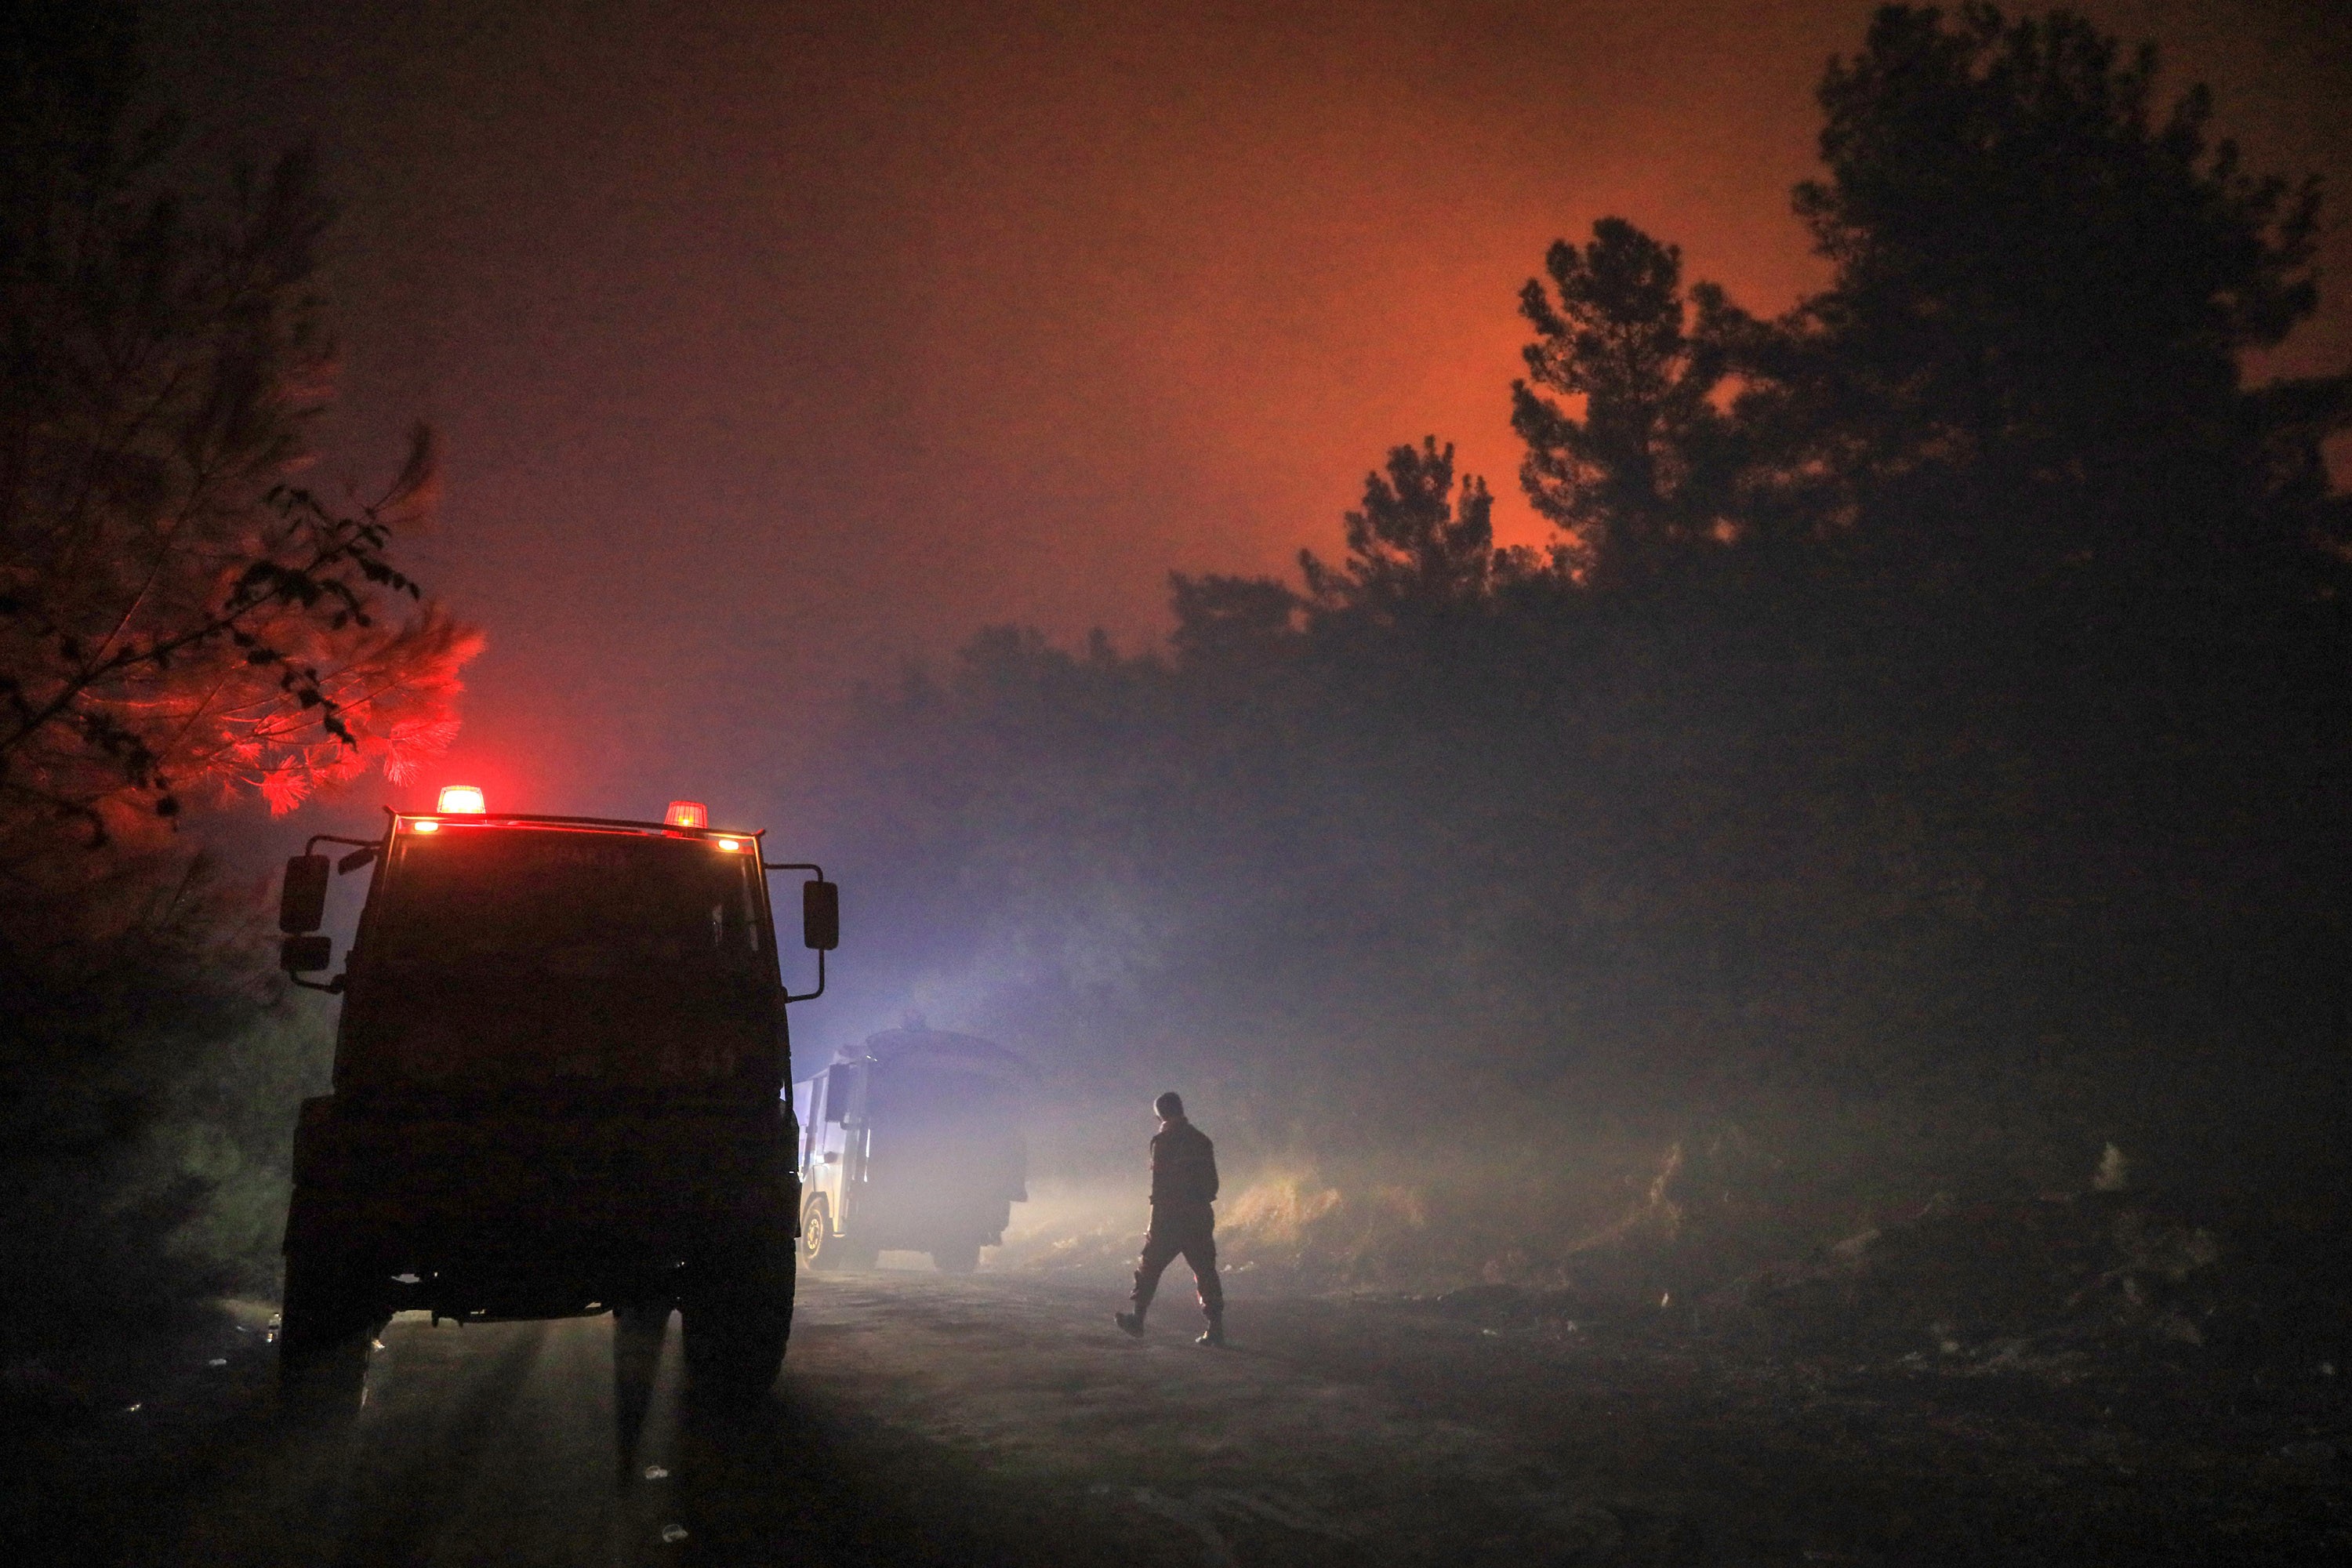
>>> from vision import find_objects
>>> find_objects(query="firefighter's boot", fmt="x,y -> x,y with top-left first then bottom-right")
1196,1310 -> 1225,1348
1115,1310 -> 1145,1338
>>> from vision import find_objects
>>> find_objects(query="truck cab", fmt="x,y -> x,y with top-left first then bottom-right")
794,1025 -> 1030,1274
274,790 -> 837,1401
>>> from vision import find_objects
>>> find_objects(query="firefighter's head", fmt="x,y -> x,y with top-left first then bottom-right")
1153,1091 -> 1185,1123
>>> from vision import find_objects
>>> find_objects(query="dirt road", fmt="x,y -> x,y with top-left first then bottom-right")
12,1271 -> 2343,1566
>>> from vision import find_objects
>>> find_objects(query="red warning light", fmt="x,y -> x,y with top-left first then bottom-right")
664,800 -> 708,829
437,785 -> 487,815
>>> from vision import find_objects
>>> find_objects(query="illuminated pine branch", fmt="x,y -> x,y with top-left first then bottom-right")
0,6 -> 481,855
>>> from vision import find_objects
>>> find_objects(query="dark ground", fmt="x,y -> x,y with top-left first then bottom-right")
2,1269 -> 2344,1566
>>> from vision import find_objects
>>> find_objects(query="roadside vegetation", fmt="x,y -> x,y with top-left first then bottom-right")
0,1 -> 477,1403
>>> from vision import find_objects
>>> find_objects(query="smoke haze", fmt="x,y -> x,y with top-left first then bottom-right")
144,0 -> 2348,824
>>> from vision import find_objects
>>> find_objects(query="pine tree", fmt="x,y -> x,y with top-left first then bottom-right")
0,2 -> 481,858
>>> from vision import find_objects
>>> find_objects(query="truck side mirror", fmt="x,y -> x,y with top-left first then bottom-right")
280,855 -> 330,933
281,934 -> 333,973
803,879 -> 840,951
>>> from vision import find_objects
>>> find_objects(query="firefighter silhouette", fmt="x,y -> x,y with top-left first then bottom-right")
1116,1091 -> 1225,1346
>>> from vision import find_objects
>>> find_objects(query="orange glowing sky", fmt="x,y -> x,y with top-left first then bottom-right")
151,0 -> 2350,828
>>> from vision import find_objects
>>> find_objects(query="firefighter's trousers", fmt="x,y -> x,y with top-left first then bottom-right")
1131,1206 -> 1222,1324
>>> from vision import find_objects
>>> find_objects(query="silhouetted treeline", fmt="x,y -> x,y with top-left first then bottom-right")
821,5 -> 2350,1196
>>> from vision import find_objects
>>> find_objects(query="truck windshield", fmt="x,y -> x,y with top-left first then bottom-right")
368,826 -> 770,984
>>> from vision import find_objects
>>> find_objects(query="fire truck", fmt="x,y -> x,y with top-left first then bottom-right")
273,788 -> 837,1402
795,1026 -> 1030,1274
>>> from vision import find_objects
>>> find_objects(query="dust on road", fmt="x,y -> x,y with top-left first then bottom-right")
152,1274 -> 1629,1568
9,1272 -> 2343,1566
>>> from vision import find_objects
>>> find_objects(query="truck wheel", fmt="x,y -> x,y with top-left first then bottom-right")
800,1196 -> 835,1270
278,1250 -> 380,1359
278,1251 -> 382,1410
682,1246 -> 794,1405
931,1241 -> 980,1275
802,1199 -> 878,1270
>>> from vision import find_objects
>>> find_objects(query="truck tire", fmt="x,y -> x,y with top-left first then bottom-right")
931,1241 -> 980,1275
278,1250 -> 380,1358
802,1196 -> 879,1271
277,1250 -> 381,1410
800,1196 -> 836,1269
682,1245 -> 793,1404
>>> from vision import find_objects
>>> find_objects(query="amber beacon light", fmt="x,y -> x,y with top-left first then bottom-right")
664,800 -> 708,829
437,785 -> 488,815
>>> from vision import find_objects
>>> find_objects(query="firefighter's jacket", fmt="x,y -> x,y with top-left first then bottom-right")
1149,1119 -> 1218,1221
